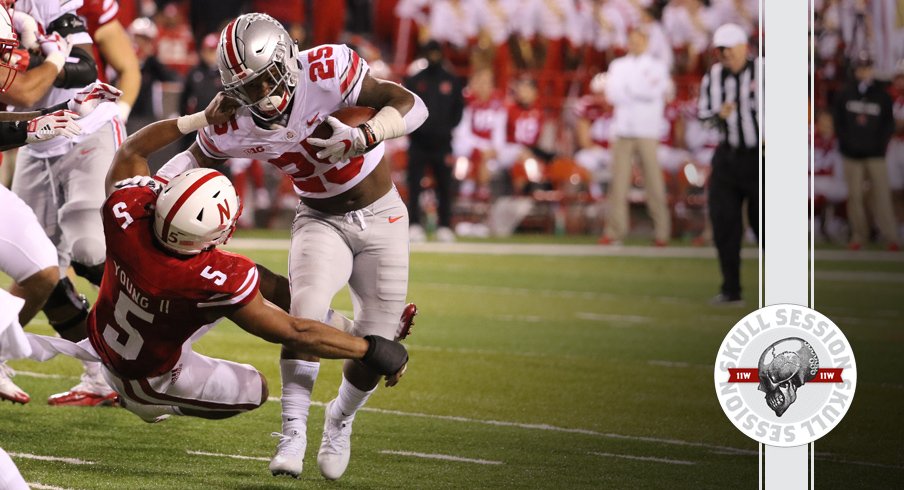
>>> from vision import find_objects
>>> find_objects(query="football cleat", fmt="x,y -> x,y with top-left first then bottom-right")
269,430 -> 306,478
48,371 -> 119,407
396,303 -> 417,341
0,362 -> 30,404
317,400 -> 353,480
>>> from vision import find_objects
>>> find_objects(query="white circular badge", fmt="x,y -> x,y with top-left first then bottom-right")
713,304 -> 857,447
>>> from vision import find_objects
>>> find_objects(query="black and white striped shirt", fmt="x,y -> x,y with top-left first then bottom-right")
698,59 -> 761,150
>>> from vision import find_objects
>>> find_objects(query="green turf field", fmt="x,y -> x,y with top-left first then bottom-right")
1,245 -> 901,489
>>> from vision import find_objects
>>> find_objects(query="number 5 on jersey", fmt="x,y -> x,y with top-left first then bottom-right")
103,294 -> 153,360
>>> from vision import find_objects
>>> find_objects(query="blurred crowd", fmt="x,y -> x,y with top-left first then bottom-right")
812,0 -> 904,250
5,0 -> 900,248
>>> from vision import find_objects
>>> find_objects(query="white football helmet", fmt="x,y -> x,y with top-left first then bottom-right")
0,3 -> 19,92
217,13 -> 299,120
153,169 -> 242,255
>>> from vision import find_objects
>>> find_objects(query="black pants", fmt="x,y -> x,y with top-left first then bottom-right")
708,144 -> 759,298
406,145 -> 454,228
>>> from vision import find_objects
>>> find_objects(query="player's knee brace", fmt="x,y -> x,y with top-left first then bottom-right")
71,261 -> 105,287
42,277 -> 89,334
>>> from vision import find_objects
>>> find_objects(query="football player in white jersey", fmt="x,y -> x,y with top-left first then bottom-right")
151,13 -> 428,480
3,0 -> 125,406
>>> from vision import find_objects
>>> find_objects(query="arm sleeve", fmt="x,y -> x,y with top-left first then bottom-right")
55,46 -> 99,89
402,90 -> 429,134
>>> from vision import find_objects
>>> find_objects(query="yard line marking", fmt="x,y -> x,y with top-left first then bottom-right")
492,314 -> 543,323
229,238 -> 903,262
13,370 -> 75,380
648,360 -> 689,368
380,450 -> 503,465
816,270 -> 904,283
394,343 -> 585,361
590,451 -> 696,466
9,453 -> 94,465
27,483 -> 72,490
576,312 -> 649,324
263,399 -> 758,456
261,399 -> 904,469
419,282 -> 687,304
186,450 -> 270,462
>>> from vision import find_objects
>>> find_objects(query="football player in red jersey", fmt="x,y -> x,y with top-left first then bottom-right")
151,13 -> 428,480
494,75 -> 547,194
91,97 -> 410,425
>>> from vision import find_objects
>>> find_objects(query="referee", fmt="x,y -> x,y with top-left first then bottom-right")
698,23 -> 760,306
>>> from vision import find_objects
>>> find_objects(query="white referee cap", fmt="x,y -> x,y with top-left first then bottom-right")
713,23 -> 748,48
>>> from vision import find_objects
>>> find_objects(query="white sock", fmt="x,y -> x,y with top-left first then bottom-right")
330,376 -> 376,422
280,359 -> 320,437
82,360 -> 114,393
83,360 -> 101,378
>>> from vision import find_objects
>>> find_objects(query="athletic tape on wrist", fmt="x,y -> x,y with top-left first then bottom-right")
176,112 -> 209,134
366,106 -> 406,143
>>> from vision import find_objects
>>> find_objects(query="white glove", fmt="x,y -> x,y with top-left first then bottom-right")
11,11 -> 40,50
38,33 -> 72,72
305,116 -> 368,164
114,175 -> 163,194
67,82 -> 124,117
25,110 -> 82,143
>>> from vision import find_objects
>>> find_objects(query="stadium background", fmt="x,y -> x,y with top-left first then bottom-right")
1,0 -> 903,488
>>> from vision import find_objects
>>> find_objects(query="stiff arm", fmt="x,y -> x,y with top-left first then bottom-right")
105,92 -> 238,193
229,292 -> 407,383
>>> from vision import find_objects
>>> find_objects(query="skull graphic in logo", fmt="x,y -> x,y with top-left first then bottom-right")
757,338 -> 819,417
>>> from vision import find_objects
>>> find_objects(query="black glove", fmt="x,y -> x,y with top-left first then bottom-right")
361,335 -> 408,376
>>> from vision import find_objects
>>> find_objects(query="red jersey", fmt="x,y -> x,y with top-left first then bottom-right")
813,132 -> 840,177
574,95 -> 613,148
87,186 -> 260,379
504,102 -> 543,146
77,0 -> 120,83
463,91 -> 504,140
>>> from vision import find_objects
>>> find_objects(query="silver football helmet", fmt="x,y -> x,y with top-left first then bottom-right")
217,13 -> 299,120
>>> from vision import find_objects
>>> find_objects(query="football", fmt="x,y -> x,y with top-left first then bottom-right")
307,106 -> 378,148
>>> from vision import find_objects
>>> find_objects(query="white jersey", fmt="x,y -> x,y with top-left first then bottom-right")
197,44 -> 385,199
14,0 -> 118,158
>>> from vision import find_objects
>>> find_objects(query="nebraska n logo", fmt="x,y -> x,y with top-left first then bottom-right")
217,200 -> 232,224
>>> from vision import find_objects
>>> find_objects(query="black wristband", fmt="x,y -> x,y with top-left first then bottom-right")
358,123 -> 378,148
361,335 -> 408,375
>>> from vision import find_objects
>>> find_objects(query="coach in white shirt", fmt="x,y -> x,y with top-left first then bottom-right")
602,27 -> 672,245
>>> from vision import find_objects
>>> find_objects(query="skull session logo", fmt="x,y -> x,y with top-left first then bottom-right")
714,305 -> 857,447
